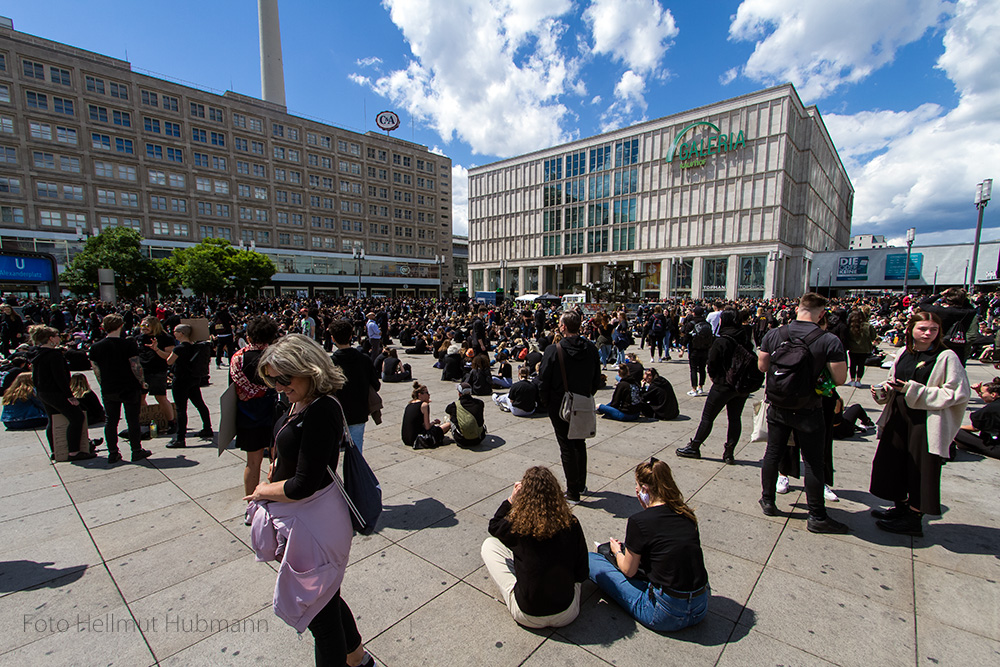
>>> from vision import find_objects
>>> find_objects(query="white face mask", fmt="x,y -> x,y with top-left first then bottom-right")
638,489 -> 650,506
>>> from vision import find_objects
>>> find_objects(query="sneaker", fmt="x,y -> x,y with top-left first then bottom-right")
871,504 -> 908,520
107,452 -> 123,465
664,355 -> 672,361
807,515 -> 850,534
824,485 -> 839,502
776,474 -> 790,494
197,428 -> 214,439
697,388 -> 706,396
131,448 -> 153,462
244,505 -> 253,527
166,439 -> 187,449
687,390 -> 699,397
675,443 -> 701,459
67,451 -> 97,461
875,512 -> 923,537
758,498 -> 779,516
564,491 -> 581,503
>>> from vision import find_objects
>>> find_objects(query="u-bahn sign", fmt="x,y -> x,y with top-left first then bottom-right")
666,121 -> 747,169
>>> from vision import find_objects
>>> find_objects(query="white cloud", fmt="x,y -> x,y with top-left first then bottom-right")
351,0 -> 581,158
729,0 -> 952,101
583,0 -> 678,73
600,70 -> 647,131
356,56 -> 383,68
451,165 -> 470,236
719,67 -> 738,85
830,0 -> 1000,242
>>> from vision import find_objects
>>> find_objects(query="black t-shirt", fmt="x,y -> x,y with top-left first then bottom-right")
894,347 -> 943,385
137,332 -> 174,374
971,400 -> 1000,447
271,395 -> 343,501
171,341 -> 201,384
89,336 -> 142,394
507,380 -> 538,412
488,500 -> 589,616
400,401 -> 428,447
624,504 -> 708,592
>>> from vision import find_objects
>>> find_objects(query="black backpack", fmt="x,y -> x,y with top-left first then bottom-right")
650,314 -> 666,335
690,320 -> 714,350
722,335 -> 765,394
765,326 -> 825,410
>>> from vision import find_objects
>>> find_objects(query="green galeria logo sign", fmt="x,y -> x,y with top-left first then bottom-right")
666,121 -> 746,169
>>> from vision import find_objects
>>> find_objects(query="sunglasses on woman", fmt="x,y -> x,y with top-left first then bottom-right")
266,372 -> 293,386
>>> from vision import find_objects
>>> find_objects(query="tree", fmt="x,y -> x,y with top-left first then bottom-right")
62,227 -> 156,299
160,238 -> 276,297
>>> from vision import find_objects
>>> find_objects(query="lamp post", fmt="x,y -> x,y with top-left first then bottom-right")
499,258 -> 507,297
972,178 -> 992,293
352,242 -> 365,298
902,227 -> 915,296
435,254 -> 447,300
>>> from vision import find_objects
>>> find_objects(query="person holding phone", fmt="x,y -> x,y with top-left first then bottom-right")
588,458 -> 709,632
869,312 -> 969,536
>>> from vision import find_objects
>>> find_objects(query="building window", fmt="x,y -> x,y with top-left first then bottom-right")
109,82 -> 128,100
49,66 -> 71,86
97,189 -> 116,205
33,151 -> 55,169
149,170 -> 166,185
121,192 -> 139,207
92,133 -> 111,150
23,60 -> 45,79
169,173 -> 185,188
210,131 -> 225,147
114,138 -> 134,154
40,210 -> 63,227
192,128 -> 207,143
170,198 -> 187,213
0,146 -> 17,164
153,221 -> 169,235
26,91 -> 48,110
164,121 -> 181,137
144,117 -> 161,133
150,196 -> 167,210
62,185 -> 84,201
60,156 -> 80,173
216,204 -> 230,217
117,165 -> 136,181
162,95 -> 179,112
167,147 -> 183,163
95,161 -> 114,178
87,75 -> 106,93
0,177 -> 20,194
214,179 -> 229,194
146,143 -> 163,159
190,102 -> 205,118
209,107 -> 224,123
30,121 -> 52,140
0,85 -> 9,103
196,176 -> 212,192
141,90 -> 158,107
113,110 -> 131,127
1,206 -> 26,224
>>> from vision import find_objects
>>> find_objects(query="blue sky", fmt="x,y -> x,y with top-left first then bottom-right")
9,1 -> 1000,245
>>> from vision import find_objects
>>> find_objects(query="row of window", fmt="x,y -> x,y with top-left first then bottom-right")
543,138 -> 640,182
541,226 -> 636,256
543,169 -> 639,205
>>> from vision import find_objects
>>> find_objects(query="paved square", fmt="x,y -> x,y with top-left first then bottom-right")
2,346 -> 998,665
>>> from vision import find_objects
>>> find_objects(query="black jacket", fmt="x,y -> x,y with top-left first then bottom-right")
707,325 -> 754,386
464,368 -> 493,396
31,346 -> 71,398
441,353 -> 465,381
640,376 -> 679,420
331,347 -> 380,425
537,336 -> 602,408
507,379 -> 538,413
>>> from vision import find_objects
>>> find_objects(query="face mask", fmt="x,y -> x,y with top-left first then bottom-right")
638,489 -> 650,506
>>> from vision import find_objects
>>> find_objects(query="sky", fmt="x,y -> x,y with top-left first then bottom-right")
9,0 -> 1000,247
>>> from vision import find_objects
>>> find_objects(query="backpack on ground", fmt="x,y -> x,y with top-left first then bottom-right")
765,326 -> 826,410
690,320 -> 714,350
722,336 -> 765,394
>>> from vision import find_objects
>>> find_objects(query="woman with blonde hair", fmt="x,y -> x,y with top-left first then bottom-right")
2,373 -> 48,430
245,334 -> 373,667
136,316 -> 176,434
482,466 -> 588,628
589,458 -> 709,632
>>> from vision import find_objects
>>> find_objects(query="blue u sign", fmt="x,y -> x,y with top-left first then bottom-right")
0,254 -> 55,282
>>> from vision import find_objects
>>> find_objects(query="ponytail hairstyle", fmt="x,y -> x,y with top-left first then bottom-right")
635,457 -> 697,524
411,381 -> 428,400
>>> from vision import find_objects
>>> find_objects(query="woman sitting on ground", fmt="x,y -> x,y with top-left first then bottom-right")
954,378 -> 1000,459
401,382 -> 451,449
70,373 -> 106,426
830,391 -> 876,439
464,354 -> 493,396
2,373 -> 48,430
440,344 -> 465,381
596,364 -> 642,421
405,334 -> 430,355
482,466 -> 588,628
589,458 -> 709,632
492,351 -> 513,389
381,348 -> 413,383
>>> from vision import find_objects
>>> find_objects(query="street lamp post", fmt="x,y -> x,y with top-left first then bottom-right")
499,258 -> 507,297
902,227 -> 915,296
972,178 -> 993,293
352,242 -> 365,298
435,254 -> 446,300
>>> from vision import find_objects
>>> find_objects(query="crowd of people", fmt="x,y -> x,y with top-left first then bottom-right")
2,285 -> 997,664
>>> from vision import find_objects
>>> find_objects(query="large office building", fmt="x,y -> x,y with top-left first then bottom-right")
468,84 -> 853,300
0,16 -> 453,298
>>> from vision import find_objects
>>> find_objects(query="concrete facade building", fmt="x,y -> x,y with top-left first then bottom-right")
850,234 -> 889,249
467,84 -> 852,301
0,20 -> 452,298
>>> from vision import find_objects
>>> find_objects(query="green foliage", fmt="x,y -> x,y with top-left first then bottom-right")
160,239 -> 276,297
62,227 -> 156,299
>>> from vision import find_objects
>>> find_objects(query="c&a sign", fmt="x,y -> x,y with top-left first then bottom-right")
665,121 -> 747,169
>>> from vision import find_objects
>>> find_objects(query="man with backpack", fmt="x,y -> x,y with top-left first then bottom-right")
676,310 -> 762,464
446,382 -> 486,447
757,293 -> 849,534
646,305 -> 669,362
683,307 -> 714,396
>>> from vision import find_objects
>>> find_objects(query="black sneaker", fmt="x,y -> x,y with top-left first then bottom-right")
107,452 -> 123,465
876,513 -> 923,537
68,451 -> 97,461
197,428 -> 214,439
131,448 -> 153,462
758,498 -> 779,516
564,491 -> 581,503
807,515 -> 850,534
166,439 -> 187,449
871,505 -> 908,520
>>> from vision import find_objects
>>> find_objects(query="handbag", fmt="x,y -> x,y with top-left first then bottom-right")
555,342 -> 597,439
749,399 -> 768,443
327,397 -> 382,536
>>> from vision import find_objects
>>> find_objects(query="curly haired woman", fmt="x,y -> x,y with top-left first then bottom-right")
481,466 -> 589,628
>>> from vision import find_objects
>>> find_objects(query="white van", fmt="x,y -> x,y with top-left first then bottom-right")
561,293 -> 587,309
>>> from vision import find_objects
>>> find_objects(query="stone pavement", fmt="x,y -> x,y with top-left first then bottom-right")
2,344 -> 998,666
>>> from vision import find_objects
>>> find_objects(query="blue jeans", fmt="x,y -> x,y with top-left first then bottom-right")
348,422 -> 366,453
597,404 -> 640,421
599,344 -> 614,366
588,553 -> 709,632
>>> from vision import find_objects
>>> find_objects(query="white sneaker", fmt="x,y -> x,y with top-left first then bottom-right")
824,485 -> 839,502
687,390 -> 698,397
776,475 -> 790,494
697,388 -> 706,396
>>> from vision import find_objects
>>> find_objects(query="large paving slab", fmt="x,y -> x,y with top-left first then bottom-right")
0,346 -> 997,665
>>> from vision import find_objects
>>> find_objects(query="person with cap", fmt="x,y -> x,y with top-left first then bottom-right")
446,381 -> 487,447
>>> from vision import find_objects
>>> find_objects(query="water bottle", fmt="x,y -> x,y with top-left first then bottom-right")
150,420 -> 158,438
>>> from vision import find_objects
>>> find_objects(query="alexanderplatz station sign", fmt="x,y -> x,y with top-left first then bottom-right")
666,121 -> 747,169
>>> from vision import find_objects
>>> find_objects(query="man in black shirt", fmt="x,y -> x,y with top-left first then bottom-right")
757,293 -> 848,533
165,324 -> 213,448
330,319 -> 381,452
88,314 -> 151,463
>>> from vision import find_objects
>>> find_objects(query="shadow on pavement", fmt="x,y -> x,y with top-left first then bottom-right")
0,561 -> 87,593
